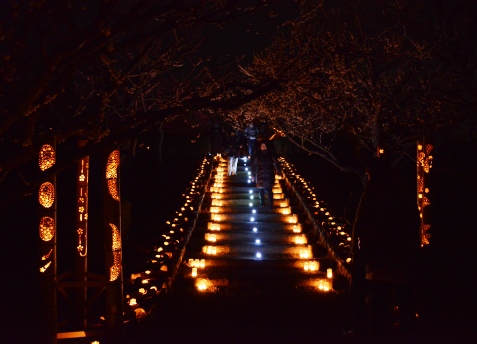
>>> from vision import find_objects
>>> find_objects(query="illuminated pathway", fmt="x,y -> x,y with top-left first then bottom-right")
135,157 -> 352,343
186,157 -> 334,292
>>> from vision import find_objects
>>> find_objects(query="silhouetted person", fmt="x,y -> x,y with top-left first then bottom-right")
251,140 -> 281,211
244,121 -> 259,158
352,157 -> 421,338
224,130 -> 242,176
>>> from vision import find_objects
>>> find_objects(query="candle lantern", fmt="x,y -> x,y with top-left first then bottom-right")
417,138 -> 434,246
205,233 -> 217,242
103,147 -> 124,333
293,224 -> 301,233
317,279 -> 331,291
208,222 -> 221,231
211,214 -> 222,222
38,139 -> 57,341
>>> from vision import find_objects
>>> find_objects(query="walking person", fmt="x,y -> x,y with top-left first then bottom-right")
350,157 -> 421,339
224,129 -> 242,176
251,140 -> 281,211
244,121 -> 259,158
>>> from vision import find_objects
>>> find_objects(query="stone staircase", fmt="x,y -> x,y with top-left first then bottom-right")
177,156 -> 339,293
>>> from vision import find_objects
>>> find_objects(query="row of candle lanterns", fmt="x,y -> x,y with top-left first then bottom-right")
188,158 -> 230,292
278,158 -> 352,266
272,158 -> 336,291
125,157 -> 213,317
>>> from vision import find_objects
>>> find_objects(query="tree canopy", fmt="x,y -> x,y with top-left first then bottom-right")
0,0 -> 286,203
228,0 -> 477,178
1,0 -> 476,202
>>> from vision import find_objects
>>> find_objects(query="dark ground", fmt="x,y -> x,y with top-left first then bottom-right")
286,141 -> 477,343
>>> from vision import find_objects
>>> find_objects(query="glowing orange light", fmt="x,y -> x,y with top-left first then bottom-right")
39,144 -> 56,171
39,182 -> 55,208
106,150 -> 120,201
109,223 -> 122,281
39,216 -> 55,241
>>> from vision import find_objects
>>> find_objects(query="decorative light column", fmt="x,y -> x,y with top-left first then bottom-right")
75,139 -> 89,327
38,139 -> 57,343
103,147 -> 124,336
417,138 -> 433,246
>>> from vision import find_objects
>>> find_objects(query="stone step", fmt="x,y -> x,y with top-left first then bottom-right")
201,220 -> 303,232
177,259 -> 337,291
208,185 -> 284,194
203,212 -> 299,223
182,256 -> 333,271
195,230 -> 308,244
207,191 -> 286,200
206,205 -> 293,215
189,242 -> 313,259
207,198 -> 291,207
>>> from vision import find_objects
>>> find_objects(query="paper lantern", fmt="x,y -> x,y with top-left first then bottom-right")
304,261 -> 319,272
293,224 -> 301,233
38,144 -> 56,171
134,308 -> 146,320
109,223 -> 122,281
105,150 -> 120,201
205,233 -> 217,242
39,216 -> 55,241
211,199 -> 223,206
38,182 -> 55,208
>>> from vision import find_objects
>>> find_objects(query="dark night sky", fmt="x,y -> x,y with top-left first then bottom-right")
199,1 -> 298,65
